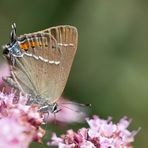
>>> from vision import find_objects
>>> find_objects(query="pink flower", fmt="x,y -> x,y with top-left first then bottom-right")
48,116 -> 138,148
0,92 -> 45,148
0,118 -> 32,148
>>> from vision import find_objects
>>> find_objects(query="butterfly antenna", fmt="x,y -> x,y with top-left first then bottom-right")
61,102 -> 91,108
11,23 -> 16,32
59,104 -> 82,113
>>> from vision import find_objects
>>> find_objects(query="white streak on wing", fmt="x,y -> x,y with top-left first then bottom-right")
39,56 -> 44,61
54,61 -> 60,65
58,43 -> 74,47
69,43 -> 74,46
24,52 -> 38,60
23,53 -> 60,65
24,53 -> 33,57
33,55 -> 39,60
49,60 -> 60,65
49,60 -> 54,64
39,56 -> 49,63
43,59 -> 48,63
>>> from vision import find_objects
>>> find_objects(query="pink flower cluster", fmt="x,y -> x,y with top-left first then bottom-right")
48,116 -> 138,148
0,92 -> 45,148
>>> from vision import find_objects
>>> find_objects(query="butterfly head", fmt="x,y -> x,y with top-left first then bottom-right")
3,23 -> 22,57
27,97 -> 61,114
38,102 -> 61,114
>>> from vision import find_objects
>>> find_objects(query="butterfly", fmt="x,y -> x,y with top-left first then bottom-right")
3,23 -> 78,113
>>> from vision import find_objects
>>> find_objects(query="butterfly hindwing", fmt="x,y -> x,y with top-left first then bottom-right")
7,26 -> 78,104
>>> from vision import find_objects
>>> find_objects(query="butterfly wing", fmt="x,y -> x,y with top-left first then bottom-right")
45,26 -> 78,102
7,26 -> 78,104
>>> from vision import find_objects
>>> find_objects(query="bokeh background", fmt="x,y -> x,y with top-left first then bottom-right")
0,0 -> 148,147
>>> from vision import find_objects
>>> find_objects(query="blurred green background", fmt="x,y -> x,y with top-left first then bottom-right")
0,0 -> 148,147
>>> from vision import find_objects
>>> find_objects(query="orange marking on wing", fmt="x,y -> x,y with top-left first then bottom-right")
20,42 -> 29,51
20,41 -> 42,51
30,41 -> 35,47
30,41 -> 41,47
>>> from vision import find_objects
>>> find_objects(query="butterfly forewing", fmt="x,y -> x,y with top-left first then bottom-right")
10,33 -> 61,100
9,26 -> 78,104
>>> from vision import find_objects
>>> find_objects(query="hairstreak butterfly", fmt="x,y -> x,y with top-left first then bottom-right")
3,23 -> 78,113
